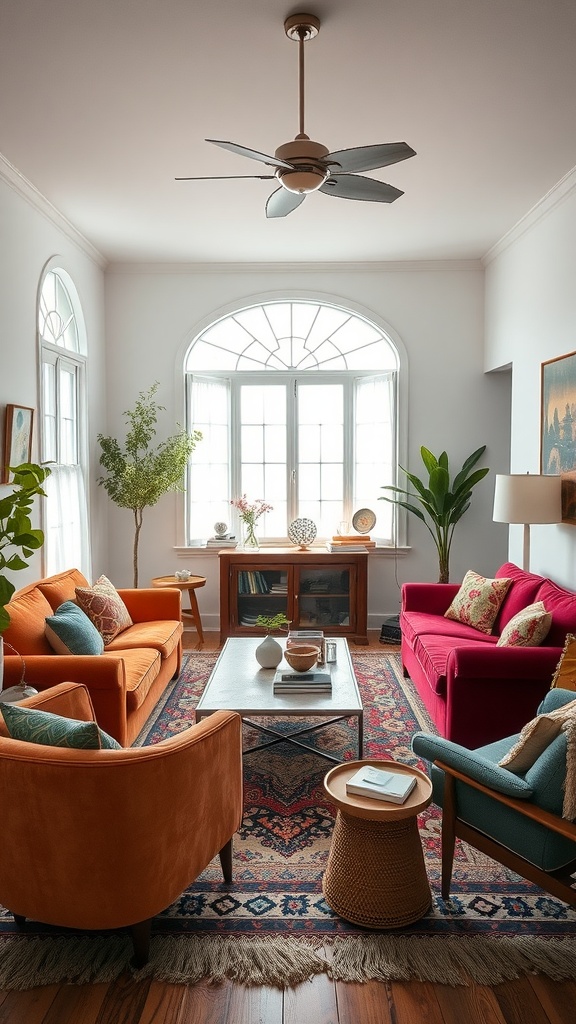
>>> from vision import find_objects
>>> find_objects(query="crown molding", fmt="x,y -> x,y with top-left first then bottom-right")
0,151 -> 107,269
483,165 -> 576,266
106,258 -> 483,275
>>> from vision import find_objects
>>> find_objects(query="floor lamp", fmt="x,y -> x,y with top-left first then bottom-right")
493,473 -> 562,571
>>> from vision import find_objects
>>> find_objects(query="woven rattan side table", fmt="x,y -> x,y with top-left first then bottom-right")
323,759 -> 433,929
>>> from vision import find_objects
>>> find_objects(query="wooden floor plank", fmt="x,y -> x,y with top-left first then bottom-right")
41,982 -> 109,1024
433,982 -> 508,1024
491,977 -> 552,1024
89,972 -> 153,1024
526,974 -> 576,1024
222,982 -> 284,1024
0,984 -> 60,1024
285,971 -> 338,1024
138,981 -> 189,1024
388,980 -> 447,1024
335,980 -> 395,1024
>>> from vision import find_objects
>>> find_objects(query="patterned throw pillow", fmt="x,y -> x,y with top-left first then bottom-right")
496,601 -> 552,648
0,703 -> 121,749
45,601 -> 105,655
444,570 -> 512,634
551,634 -> 576,690
74,575 -> 132,645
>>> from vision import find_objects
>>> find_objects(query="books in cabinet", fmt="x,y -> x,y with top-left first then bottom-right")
345,765 -> 417,804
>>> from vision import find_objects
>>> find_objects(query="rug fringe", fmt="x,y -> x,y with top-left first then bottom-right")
2,933 -> 576,991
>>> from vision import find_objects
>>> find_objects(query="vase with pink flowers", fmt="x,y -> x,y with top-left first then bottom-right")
230,495 -> 273,550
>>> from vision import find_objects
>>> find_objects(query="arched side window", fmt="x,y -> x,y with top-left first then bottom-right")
38,266 -> 91,577
185,300 -> 399,545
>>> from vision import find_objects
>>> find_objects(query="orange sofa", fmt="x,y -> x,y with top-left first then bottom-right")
0,682 -> 243,966
2,568 -> 183,746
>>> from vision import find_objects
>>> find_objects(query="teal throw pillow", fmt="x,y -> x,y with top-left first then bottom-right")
0,703 -> 121,750
45,601 -> 105,655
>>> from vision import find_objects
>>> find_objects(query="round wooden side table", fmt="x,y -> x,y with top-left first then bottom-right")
151,575 -> 207,645
322,759 -> 433,929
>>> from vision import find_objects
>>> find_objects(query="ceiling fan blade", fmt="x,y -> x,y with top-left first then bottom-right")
265,187 -> 306,219
175,175 -> 275,181
206,139 -> 295,170
326,143 -> 416,173
320,174 -> 403,203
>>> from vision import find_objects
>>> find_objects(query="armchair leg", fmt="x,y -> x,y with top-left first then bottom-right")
441,774 -> 457,901
130,919 -> 152,968
219,837 -> 233,883
12,913 -> 26,930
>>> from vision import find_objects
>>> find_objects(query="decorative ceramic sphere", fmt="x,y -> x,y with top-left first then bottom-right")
214,521 -> 229,538
287,518 -> 317,549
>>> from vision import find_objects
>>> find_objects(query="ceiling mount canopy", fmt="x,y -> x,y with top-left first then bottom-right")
176,12 -> 416,219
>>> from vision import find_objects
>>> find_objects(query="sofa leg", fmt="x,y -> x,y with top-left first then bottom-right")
219,837 -> 233,883
130,919 -> 152,968
441,774 -> 457,900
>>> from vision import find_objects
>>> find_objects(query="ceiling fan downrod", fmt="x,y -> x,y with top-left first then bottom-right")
277,14 -> 327,194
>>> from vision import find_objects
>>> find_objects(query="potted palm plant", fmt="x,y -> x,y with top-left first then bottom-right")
379,445 -> 489,583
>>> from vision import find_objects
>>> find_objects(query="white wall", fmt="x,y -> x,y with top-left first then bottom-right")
105,261 -> 510,631
485,169 -> 576,586
0,161 -> 109,587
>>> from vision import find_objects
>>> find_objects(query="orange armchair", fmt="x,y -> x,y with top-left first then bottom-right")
0,683 -> 243,966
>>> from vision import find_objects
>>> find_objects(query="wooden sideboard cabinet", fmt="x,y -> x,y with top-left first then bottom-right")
218,548 -> 368,645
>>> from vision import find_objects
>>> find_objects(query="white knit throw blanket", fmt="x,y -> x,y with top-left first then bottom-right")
499,700 -> 576,820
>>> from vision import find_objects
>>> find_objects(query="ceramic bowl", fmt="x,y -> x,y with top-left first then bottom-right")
284,644 -> 320,672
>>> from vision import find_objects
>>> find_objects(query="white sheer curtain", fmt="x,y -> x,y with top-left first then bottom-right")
44,464 -> 92,579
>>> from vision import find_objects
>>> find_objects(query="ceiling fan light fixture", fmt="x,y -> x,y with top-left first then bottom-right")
277,167 -> 327,194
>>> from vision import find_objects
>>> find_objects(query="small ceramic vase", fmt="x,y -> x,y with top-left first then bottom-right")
255,634 -> 283,669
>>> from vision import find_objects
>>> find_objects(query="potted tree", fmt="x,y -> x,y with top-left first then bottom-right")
0,462 -> 50,689
97,383 -> 202,587
379,445 -> 489,583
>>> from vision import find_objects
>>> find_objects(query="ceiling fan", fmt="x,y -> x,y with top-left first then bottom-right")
176,12 -> 416,219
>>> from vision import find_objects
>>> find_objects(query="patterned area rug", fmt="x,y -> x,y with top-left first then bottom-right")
139,651 -> 576,942
1,649 -> 576,989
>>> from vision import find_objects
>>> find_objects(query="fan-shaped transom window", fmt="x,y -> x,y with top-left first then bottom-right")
185,299 -> 399,544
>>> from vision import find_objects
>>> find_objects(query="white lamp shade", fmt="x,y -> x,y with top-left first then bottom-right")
493,474 -> 562,525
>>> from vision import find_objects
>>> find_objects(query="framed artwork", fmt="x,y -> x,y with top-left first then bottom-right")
541,351 -> 576,523
2,405 -> 34,484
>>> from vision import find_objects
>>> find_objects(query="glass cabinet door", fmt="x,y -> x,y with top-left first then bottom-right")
233,565 -> 292,629
295,565 -> 356,630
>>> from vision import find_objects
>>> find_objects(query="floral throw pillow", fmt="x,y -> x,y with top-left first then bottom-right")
444,570 -> 512,635
75,575 -> 132,645
496,601 -> 552,647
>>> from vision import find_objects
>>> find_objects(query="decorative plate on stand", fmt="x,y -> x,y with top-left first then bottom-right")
352,508 -> 376,534
288,518 -> 317,549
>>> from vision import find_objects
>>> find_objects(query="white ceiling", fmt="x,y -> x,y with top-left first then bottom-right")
2,0 -> 576,265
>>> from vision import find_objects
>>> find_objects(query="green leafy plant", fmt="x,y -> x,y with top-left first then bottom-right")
0,463 -> 51,633
97,383 -> 202,587
256,612 -> 290,633
379,446 -> 489,583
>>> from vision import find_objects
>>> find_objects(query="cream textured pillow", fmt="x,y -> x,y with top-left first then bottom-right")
500,700 -> 576,773
551,634 -> 576,691
75,575 -> 132,645
444,570 -> 512,634
496,601 -> 552,648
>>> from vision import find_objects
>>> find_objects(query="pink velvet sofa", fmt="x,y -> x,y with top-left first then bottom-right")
400,562 -> 576,748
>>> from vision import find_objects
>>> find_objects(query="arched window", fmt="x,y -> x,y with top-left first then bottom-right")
185,299 -> 399,544
38,266 -> 91,577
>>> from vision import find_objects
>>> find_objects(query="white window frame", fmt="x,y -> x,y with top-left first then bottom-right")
38,264 -> 91,578
183,298 -> 403,546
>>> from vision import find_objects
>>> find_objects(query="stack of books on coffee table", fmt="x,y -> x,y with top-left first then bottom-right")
273,668 -> 332,693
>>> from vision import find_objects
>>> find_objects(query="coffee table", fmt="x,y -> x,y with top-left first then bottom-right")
196,637 -> 363,763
